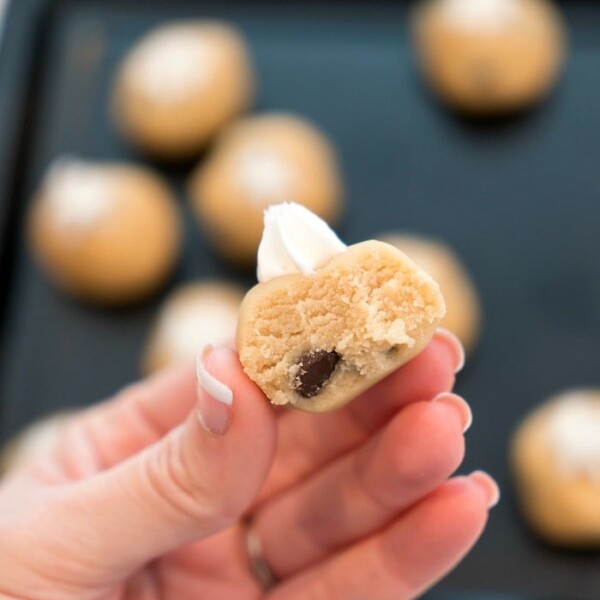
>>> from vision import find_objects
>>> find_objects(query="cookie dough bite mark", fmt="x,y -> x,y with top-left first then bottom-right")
27,158 -> 181,306
237,204 -> 445,413
142,282 -> 244,375
412,0 -> 566,115
112,21 -> 254,160
379,233 -> 481,354
511,389 -> 600,547
188,114 -> 343,265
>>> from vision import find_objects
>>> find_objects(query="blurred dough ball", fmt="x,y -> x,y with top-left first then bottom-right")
0,412 -> 73,475
189,113 -> 343,264
380,234 -> 481,353
142,282 -> 244,375
412,0 -> 566,115
27,158 -> 181,305
112,21 -> 254,159
511,389 -> 600,547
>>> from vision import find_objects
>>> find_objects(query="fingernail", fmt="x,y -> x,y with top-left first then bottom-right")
470,470 -> 501,509
435,328 -> 465,374
196,345 -> 233,436
433,392 -> 473,433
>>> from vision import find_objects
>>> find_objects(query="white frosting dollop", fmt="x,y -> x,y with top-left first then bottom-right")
128,27 -> 215,103
257,202 -> 346,283
236,147 -> 295,203
546,392 -> 600,484
443,0 -> 522,32
161,299 -> 238,362
43,158 -> 116,230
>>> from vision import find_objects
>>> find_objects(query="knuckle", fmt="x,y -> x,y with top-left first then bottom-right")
144,437 -> 210,521
143,434 -> 241,527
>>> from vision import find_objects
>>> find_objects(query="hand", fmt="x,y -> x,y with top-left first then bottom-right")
0,330 -> 498,600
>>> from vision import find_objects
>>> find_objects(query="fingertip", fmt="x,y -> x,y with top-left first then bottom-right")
353,335 -> 457,422
398,334 -> 458,398
432,392 -> 473,434
200,345 -> 277,443
433,328 -> 465,374
468,470 -> 501,509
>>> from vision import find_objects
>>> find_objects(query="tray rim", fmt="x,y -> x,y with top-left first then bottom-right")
0,2 -> 598,597
0,0 -> 52,348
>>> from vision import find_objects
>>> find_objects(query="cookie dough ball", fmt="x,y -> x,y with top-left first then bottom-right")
0,412 -> 72,475
142,281 -> 244,375
189,114 -> 343,264
112,21 -> 254,159
27,158 -> 181,305
380,234 -> 481,353
237,204 -> 445,413
412,0 -> 566,115
511,389 -> 600,547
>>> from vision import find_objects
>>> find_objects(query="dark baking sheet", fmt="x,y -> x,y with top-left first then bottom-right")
0,0 -> 599,597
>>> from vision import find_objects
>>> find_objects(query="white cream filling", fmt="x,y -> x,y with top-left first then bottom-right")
256,202 -> 346,283
160,299 -> 238,363
235,148 -> 296,203
546,392 -> 600,484
128,27 -> 215,103
442,0 -> 523,32
42,158 -> 116,230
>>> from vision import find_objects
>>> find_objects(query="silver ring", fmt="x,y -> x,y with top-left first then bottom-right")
244,522 -> 278,590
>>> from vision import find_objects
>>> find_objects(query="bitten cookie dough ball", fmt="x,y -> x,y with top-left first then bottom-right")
236,204 -> 445,413
112,21 -> 254,159
511,389 -> 600,547
142,281 -> 244,375
189,114 -> 343,264
0,412 -> 73,475
380,234 -> 481,353
27,158 -> 181,305
412,0 -> 566,115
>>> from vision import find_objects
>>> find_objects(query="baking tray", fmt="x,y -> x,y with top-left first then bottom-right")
0,0 -> 598,597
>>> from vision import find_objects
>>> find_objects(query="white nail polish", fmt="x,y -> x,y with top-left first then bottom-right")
433,392 -> 473,434
196,345 -> 233,406
436,328 -> 466,373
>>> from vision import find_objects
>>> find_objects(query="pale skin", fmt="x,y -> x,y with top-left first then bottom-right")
0,330 -> 498,600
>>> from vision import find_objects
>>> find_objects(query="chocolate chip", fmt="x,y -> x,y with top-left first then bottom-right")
294,350 -> 341,398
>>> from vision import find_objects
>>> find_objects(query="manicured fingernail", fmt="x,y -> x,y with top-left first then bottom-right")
433,392 -> 473,433
470,470 -> 500,509
435,328 -> 465,374
196,345 -> 233,436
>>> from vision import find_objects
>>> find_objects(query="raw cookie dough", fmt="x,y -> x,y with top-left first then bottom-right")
142,281 -> 244,375
27,158 -> 181,305
511,389 -> 600,547
237,203 -> 446,413
112,21 -> 254,159
189,114 -> 343,265
412,0 -> 566,115
0,412 -> 72,476
380,233 -> 481,353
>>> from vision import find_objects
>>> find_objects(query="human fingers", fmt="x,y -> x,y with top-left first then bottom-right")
0,347 -> 277,594
266,473 -> 499,600
52,362 -> 199,480
258,329 -> 464,503
253,394 -> 470,577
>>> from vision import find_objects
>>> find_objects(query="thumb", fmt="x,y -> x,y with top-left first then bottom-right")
58,346 -> 276,578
